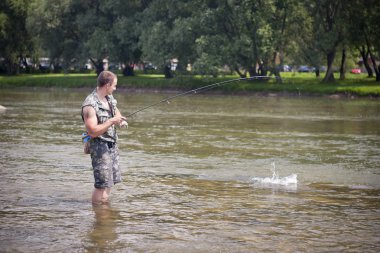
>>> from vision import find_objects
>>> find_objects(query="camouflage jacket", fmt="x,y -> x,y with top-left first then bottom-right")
81,89 -> 118,142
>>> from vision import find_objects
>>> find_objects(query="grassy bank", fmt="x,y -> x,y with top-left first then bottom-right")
0,72 -> 379,97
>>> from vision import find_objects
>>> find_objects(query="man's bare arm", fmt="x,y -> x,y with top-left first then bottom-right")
82,106 -> 126,138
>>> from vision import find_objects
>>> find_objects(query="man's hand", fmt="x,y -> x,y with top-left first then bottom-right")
120,120 -> 128,128
110,115 -> 127,125
110,115 -> 128,128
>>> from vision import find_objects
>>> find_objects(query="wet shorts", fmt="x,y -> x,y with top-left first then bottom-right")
90,138 -> 121,188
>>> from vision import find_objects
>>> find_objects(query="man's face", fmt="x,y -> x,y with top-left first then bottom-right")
107,78 -> 117,95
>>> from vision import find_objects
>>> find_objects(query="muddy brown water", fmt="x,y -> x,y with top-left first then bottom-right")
0,88 -> 379,252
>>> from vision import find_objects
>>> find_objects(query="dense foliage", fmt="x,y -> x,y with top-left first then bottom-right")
1,0 -> 379,82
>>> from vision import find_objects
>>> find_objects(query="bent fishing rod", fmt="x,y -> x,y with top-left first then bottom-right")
125,76 -> 280,118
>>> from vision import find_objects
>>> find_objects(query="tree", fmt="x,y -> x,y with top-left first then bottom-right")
69,0 -> 116,75
191,0 -> 274,78
27,0 -> 75,72
305,0 -> 346,82
139,0 -> 198,78
168,0 -> 274,78
189,0 -> 303,80
346,0 -> 380,81
28,0 -> 146,76
0,0 -> 34,75
15,0 -> 380,81
294,9 -> 325,78
362,0 -> 380,81
111,1 -> 146,76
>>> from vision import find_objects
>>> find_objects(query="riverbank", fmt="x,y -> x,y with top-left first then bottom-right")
0,72 -> 379,97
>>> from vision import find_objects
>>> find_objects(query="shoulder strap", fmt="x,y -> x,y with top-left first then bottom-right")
108,101 -> 114,117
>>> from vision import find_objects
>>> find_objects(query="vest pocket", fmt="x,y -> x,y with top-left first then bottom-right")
97,110 -> 110,124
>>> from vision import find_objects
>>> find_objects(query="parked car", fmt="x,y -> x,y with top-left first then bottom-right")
280,65 -> 292,72
298,66 -> 312,72
351,68 -> 361,74
144,62 -> 157,70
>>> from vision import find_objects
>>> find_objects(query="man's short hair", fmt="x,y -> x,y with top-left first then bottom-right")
97,71 -> 117,87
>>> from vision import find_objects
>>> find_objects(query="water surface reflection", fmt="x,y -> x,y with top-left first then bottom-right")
86,204 -> 121,252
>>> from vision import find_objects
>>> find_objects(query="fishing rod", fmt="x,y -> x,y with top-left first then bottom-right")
125,76 -> 280,118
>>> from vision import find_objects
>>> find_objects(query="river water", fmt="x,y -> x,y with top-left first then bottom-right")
0,88 -> 379,252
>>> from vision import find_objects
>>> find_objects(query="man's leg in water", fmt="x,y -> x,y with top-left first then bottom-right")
92,188 -> 111,204
91,140 -> 121,204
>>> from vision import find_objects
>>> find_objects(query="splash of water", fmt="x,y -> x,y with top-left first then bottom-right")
251,161 -> 298,186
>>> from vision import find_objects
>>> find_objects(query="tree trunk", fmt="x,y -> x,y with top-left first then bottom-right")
52,63 -> 61,73
5,58 -> 19,75
235,67 -> 247,78
90,58 -> 104,76
95,61 -> 104,76
359,46 -> 373,77
368,50 -> 380,82
322,50 -> 336,82
20,57 -> 30,73
247,66 -> 256,78
164,65 -> 173,78
339,49 -> 346,80
315,68 -> 320,78
122,64 -> 135,76
258,59 -> 268,76
271,51 -> 282,83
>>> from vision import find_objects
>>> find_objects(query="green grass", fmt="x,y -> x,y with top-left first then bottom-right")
0,72 -> 379,97
0,73 -> 97,87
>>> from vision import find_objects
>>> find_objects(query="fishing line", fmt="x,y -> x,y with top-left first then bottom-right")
125,76 -> 280,118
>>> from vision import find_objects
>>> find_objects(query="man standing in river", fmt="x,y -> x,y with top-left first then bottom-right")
81,71 -> 127,204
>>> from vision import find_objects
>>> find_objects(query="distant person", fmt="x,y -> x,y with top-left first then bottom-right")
81,71 -> 127,204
